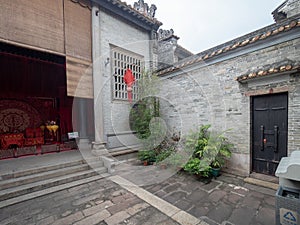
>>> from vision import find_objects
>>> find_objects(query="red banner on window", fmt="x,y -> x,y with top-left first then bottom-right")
124,68 -> 135,103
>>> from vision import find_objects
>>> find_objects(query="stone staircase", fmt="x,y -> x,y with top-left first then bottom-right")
0,157 -> 109,208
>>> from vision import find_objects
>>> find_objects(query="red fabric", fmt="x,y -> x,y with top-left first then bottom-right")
0,52 -> 65,98
25,128 -> 35,138
24,137 -> 44,146
23,128 -> 45,146
0,133 -> 24,149
128,91 -> 133,103
124,69 -> 135,85
59,107 -> 73,135
35,128 -> 43,137
0,100 -> 42,133
124,69 -> 135,103
0,51 -> 75,142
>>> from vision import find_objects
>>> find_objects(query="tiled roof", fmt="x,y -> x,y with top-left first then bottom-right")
110,0 -> 162,26
88,0 -> 162,28
157,18 -> 300,76
235,62 -> 300,82
71,0 -> 92,9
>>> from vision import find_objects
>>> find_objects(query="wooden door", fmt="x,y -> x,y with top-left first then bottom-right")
252,93 -> 288,175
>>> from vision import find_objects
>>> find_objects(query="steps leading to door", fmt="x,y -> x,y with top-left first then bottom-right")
0,157 -> 108,208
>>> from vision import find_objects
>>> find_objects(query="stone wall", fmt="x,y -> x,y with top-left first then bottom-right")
159,37 -> 300,176
157,36 -> 177,69
98,9 -> 153,150
283,0 -> 300,19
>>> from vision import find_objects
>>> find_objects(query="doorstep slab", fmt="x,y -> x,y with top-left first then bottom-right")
244,177 -> 278,190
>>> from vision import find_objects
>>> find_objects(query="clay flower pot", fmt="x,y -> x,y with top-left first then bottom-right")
160,164 -> 167,169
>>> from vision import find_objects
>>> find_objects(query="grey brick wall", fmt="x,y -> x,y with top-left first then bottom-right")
159,37 -> 300,176
98,9 -> 153,149
284,0 -> 300,19
157,39 -> 176,69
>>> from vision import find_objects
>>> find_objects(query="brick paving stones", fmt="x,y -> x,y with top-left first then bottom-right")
143,172 -> 276,225
0,178 -> 180,225
0,170 -> 277,225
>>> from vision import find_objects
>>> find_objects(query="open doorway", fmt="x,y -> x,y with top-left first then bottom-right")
0,42 -> 77,158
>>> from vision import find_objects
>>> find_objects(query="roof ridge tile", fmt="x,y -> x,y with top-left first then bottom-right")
157,17 -> 300,76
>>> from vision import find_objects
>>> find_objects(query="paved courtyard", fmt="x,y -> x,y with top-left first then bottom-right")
144,172 -> 276,225
0,177 -> 181,225
0,160 -> 276,225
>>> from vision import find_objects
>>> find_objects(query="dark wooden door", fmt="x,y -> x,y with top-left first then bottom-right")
252,93 -> 288,175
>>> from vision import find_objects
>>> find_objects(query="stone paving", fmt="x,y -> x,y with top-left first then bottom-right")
143,172 -> 276,225
0,161 -> 277,225
0,178 -> 180,225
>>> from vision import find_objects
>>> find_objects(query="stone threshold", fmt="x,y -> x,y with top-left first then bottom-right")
244,177 -> 279,191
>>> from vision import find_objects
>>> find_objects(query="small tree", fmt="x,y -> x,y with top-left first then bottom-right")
129,70 -> 160,139
129,70 -> 165,163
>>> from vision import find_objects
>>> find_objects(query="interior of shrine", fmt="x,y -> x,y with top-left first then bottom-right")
0,42 -> 82,159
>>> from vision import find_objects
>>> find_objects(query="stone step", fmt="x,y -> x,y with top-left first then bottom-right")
0,164 -> 90,190
111,149 -> 138,162
88,161 -> 107,170
84,157 -> 104,167
244,177 -> 279,191
0,167 -> 107,201
0,173 -> 110,209
0,159 -> 86,180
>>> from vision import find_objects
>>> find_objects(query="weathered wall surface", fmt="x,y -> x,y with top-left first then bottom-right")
158,38 -> 176,69
98,9 -> 152,149
160,37 -> 300,176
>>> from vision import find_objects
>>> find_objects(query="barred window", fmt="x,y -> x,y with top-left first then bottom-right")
111,47 -> 143,101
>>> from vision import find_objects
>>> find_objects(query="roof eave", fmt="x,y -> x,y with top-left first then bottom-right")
157,16 -> 300,76
92,0 -> 162,31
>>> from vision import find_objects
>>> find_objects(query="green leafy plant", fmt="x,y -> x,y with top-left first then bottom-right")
130,102 -> 154,139
155,146 -> 174,163
129,70 -> 160,142
183,158 -> 212,177
137,150 -> 156,164
194,124 -> 211,158
165,152 -> 185,169
183,158 -> 201,175
203,131 -> 233,169
182,125 -> 233,178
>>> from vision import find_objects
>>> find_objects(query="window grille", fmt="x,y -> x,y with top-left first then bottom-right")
111,47 -> 143,101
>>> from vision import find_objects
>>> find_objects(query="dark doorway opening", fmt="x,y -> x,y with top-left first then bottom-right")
0,42 -> 77,158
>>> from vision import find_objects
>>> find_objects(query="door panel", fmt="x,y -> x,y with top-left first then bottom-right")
252,93 -> 288,175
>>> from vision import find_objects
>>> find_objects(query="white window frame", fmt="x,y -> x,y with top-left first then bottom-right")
111,46 -> 144,101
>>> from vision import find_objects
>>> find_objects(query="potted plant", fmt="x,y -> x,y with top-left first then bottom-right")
184,158 -> 211,176
137,150 -> 156,166
182,125 -> 233,180
203,132 -> 233,178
